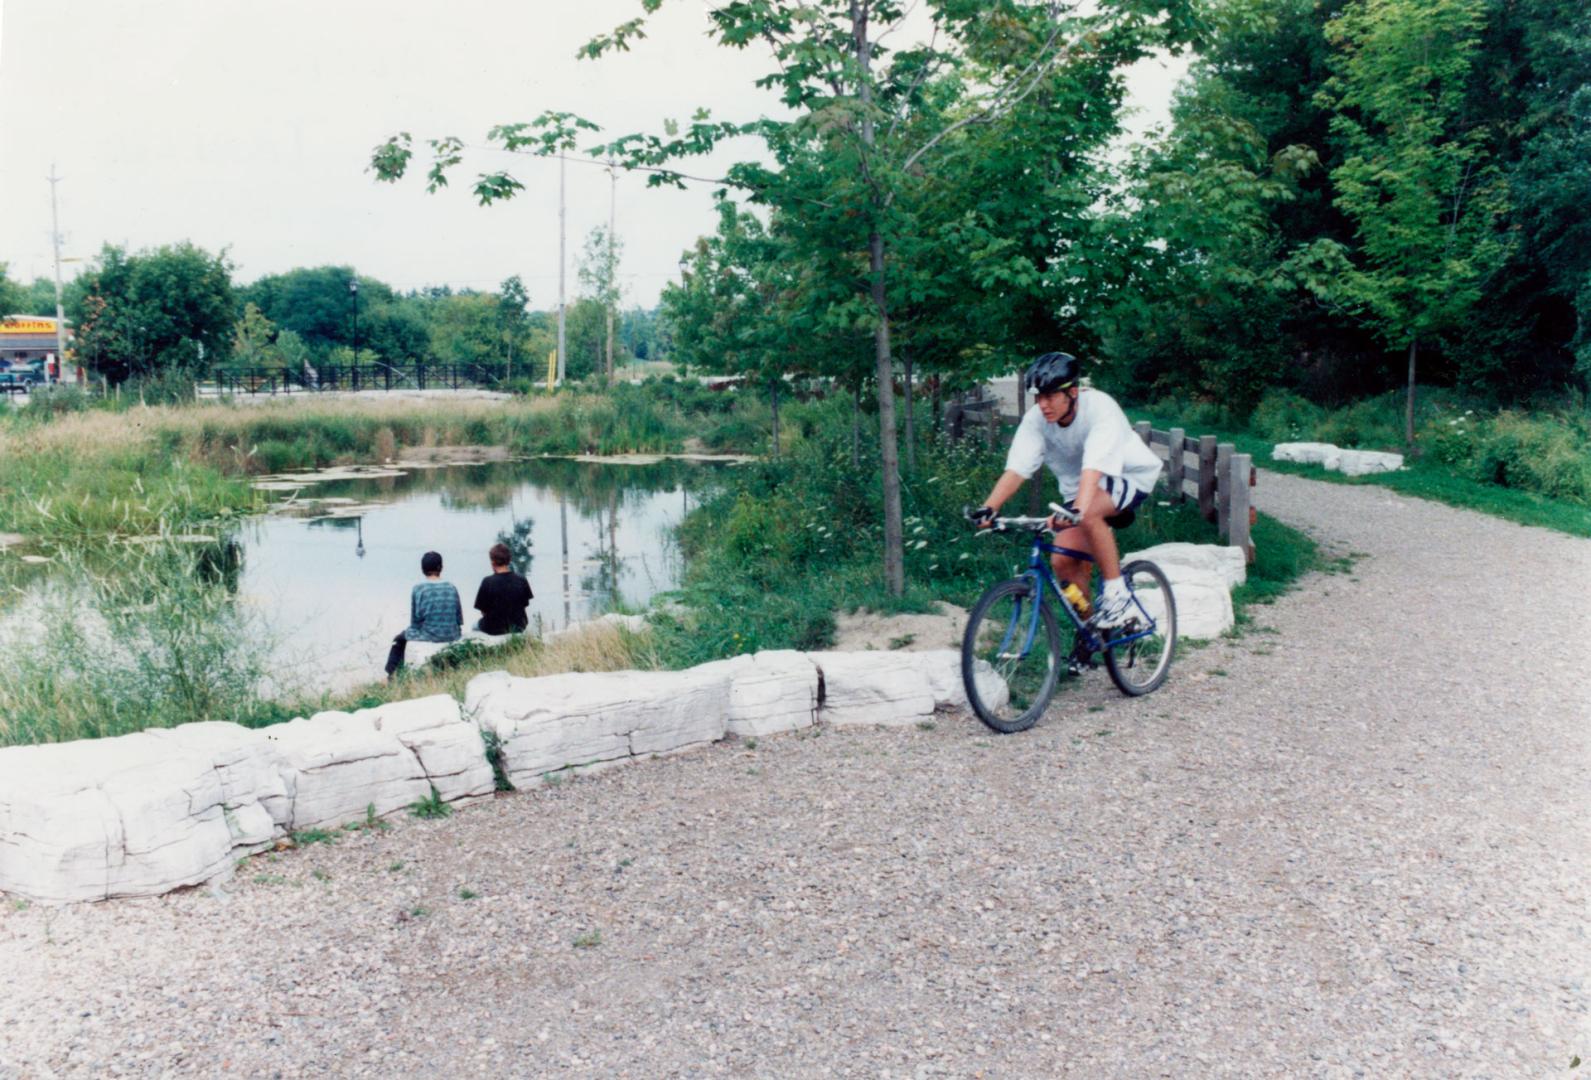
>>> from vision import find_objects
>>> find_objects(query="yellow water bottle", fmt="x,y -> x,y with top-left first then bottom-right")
1061,582 -> 1091,618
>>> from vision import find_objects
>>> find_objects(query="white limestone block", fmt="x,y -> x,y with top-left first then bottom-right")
1275,441 -> 1402,476
898,649 -> 971,710
467,667 -> 730,788
967,659 -> 1011,714
353,695 -> 496,805
543,612 -> 650,644
464,669 -> 513,722
1272,442 -> 1340,468
898,649 -> 1015,714
807,652 -> 936,727
1336,448 -> 1404,475
265,712 -> 432,831
145,722 -> 293,844
399,638 -> 458,668
1125,542 -> 1247,590
694,650 -> 820,737
0,728 -> 283,903
1141,570 -> 1228,639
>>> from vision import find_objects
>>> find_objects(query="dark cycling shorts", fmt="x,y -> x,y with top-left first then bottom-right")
1061,475 -> 1149,528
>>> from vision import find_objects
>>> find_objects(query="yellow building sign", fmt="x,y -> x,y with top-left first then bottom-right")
1,319 -> 59,335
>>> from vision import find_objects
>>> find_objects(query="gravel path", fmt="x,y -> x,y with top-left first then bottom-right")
2,472 -> 1588,1078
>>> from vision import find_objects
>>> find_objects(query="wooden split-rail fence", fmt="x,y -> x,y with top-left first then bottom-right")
1130,422 -> 1256,563
943,389 -> 1257,561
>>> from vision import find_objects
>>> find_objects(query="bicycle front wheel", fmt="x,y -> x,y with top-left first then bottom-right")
1103,559 -> 1177,696
961,577 -> 1063,733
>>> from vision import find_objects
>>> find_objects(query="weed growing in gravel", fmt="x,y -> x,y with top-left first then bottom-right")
293,829 -> 338,847
888,633 -> 916,649
312,868 -> 331,883
388,861 -> 405,873
253,874 -> 287,886
343,804 -> 391,834
743,737 -> 759,750
409,785 -> 451,819
916,721 -> 936,731
481,730 -> 514,792
572,930 -> 603,949
409,905 -> 430,918
457,886 -> 479,900
12,899 -> 29,912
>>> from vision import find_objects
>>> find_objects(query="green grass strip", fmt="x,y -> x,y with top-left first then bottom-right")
1129,407 -> 1591,539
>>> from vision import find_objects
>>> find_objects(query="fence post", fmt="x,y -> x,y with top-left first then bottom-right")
1215,442 -> 1234,542
1167,427 -> 1186,503
1133,420 -> 1151,446
1197,435 -> 1218,521
1229,451 -> 1253,561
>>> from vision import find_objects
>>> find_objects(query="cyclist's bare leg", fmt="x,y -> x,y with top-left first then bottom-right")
1073,470 -> 1123,582
1049,526 -> 1095,596
1078,511 -> 1122,581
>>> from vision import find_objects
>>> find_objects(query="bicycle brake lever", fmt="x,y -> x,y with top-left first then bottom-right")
1047,502 -> 1080,526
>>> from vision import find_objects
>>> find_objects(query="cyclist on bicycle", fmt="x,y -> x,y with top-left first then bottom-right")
970,351 -> 1163,629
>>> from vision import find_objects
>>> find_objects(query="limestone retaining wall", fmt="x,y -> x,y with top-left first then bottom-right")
0,651 -> 962,903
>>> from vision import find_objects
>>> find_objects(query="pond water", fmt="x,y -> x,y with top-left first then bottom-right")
1,458 -> 719,695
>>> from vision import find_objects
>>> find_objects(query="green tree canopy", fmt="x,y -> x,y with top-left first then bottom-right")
69,243 -> 236,383
1319,0 -> 1511,442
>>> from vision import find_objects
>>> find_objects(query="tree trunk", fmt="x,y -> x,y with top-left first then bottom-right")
901,348 -> 915,474
868,234 -> 905,596
1405,337 -> 1418,448
606,305 -> 615,383
931,374 -> 942,434
770,378 -> 781,462
855,0 -> 905,596
851,382 -> 862,467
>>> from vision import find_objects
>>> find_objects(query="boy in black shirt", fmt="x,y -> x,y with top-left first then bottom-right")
473,542 -> 533,635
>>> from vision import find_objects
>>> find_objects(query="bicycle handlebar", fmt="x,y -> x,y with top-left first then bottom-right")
965,503 -> 1081,533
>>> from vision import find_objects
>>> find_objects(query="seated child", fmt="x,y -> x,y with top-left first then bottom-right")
473,542 -> 533,635
384,550 -> 462,678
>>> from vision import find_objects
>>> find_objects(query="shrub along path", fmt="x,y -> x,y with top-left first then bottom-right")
1,471 -> 1588,1076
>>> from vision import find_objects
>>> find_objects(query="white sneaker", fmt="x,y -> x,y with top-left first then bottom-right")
1091,590 -> 1138,630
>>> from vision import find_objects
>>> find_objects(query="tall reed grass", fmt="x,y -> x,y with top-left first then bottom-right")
0,540 -> 271,746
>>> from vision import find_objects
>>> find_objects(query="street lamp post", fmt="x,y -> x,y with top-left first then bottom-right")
349,278 -> 360,390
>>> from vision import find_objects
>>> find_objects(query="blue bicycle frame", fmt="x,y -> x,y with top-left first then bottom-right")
999,532 -> 1161,663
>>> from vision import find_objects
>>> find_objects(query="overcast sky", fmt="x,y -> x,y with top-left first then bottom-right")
0,0 -> 1187,308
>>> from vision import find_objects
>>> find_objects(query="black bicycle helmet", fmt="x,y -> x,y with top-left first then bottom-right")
1025,351 -> 1080,395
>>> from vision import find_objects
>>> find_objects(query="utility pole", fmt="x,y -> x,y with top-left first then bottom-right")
606,158 -> 616,382
47,165 -> 67,381
556,153 -> 567,386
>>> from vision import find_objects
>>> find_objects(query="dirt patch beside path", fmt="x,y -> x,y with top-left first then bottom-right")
832,601 -> 968,652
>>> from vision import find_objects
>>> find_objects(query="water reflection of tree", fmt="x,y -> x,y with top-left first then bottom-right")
578,488 -> 624,614
495,518 -> 534,574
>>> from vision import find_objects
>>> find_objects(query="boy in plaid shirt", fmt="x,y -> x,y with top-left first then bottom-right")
384,550 -> 462,678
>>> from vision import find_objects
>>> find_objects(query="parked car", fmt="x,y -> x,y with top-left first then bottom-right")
0,363 -> 47,391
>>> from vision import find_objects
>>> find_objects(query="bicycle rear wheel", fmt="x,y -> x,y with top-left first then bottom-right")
961,577 -> 1063,733
1103,559 -> 1177,696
